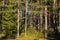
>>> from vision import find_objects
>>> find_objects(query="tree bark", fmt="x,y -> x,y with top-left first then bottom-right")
25,0 -> 28,36
45,6 -> 48,40
17,0 -> 20,39
53,0 -> 57,32
59,9 -> 60,26
40,0 -> 43,32
30,0 -> 33,27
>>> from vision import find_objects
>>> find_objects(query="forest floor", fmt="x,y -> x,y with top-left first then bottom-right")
0,32 -> 60,40
48,32 -> 60,40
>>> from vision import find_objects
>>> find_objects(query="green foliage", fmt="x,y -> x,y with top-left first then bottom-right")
0,0 -> 17,38
0,0 -> 59,39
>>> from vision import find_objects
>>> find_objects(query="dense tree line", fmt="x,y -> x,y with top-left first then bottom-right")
0,0 -> 60,40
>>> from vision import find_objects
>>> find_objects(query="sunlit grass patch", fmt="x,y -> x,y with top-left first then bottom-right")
19,35 -> 44,40
19,27 -> 44,40
0,33 -> 5,38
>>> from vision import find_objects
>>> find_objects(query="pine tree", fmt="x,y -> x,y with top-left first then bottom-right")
1,0 -> 17,38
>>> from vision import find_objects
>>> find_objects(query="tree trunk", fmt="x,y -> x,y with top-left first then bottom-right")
40,0 -> 43,32
30,0 -> 33,27
25,0 -> 28,36
17,0 -> 20,39
36,0 -> 41,32
53,0 -> 57,32
45,6 -> 48,40
40,14 -> 42,31
17,9 -> 20,39
59,8 -> 60,26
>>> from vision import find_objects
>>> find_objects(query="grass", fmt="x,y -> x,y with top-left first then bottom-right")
0,27 -> 44,40
19,35 -> 44,40
19,27 -> 44,40
0,33 -> 5,38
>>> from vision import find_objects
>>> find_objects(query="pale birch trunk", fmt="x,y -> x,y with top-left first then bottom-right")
45,6 -> 48,40
17,0 -> 20,39
17,9 -> 20,39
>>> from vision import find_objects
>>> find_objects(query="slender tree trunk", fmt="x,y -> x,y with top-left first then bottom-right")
17,9 -> 20,39
37,0 -> 40,32
49,10 -> 50,27
40,14 -> 42,31
45,6 -> 48,40
17,0 -> 20,39
30,0 -> 34,27
25,0 -> 28,36
40,0 -> 43,32
30,0 -> 33,27
53,0 -> 57,32
59,11 -> 60,28
37,14 -> 40,32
